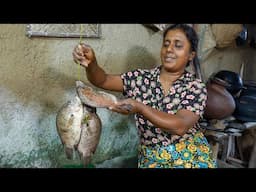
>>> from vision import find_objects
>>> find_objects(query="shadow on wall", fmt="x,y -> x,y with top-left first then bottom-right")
124,46 -> 158,71
1,64 -> 80,113
33,66 -> 89,113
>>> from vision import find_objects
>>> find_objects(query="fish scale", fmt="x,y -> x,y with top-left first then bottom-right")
56,96 -> 83,160
77,106 -> 102,166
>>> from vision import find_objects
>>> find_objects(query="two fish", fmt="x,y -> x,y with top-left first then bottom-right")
56,81 -> 116,166
56,80 -> 133,166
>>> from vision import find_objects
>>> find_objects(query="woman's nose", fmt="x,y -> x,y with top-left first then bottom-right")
167,44 -> 174,52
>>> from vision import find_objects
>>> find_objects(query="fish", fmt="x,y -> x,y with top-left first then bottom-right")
76,80 -> 118,108
77,105 -> 102,166
56,96 -> 83,160
76,80 -> 134,112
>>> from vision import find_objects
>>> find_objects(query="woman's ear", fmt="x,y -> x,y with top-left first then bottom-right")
189,51 -> 196,61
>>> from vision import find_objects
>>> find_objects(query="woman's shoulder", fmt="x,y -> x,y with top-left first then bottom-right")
184,71 -> 206,89
126,66 -> 160,76
184,71 -> 203,82
137,65 -> 160,72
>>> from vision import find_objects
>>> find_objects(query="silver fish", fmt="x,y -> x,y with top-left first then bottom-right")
76,80 -> 117,108
56,96 -> 83,160
77,105 -> 102,166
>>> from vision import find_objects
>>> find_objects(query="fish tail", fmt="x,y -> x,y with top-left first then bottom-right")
78,150 -> 92,167
81,155 -> 91,167
65,147 -> 74,160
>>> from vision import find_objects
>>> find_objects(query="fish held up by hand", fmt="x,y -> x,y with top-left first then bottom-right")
56,96 -> 83,160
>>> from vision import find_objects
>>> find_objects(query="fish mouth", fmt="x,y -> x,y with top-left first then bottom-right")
74,96 -> 82,103
76,80 -> 85,88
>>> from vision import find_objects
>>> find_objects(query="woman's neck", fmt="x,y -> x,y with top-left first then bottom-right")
160,67 -> 184,83
159,69 -> 184,96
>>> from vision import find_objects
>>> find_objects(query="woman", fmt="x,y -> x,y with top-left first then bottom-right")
72,24 -> 217,168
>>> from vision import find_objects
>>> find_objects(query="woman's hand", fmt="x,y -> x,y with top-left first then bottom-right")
108,98 -> 141,115
72,43 -> 96,68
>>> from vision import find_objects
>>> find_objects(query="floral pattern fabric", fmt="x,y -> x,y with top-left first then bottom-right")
121,66 -> 216,168
138,131 -> 217,168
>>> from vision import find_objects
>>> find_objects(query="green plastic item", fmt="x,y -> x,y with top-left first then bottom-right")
62,164 -> 95,168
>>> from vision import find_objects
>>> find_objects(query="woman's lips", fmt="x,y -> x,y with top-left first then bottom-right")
164,56 -> 176,63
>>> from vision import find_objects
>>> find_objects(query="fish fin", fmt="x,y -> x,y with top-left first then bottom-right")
81,155 -> 91,167
65,147 -> 74,160
78,151 -> 92,167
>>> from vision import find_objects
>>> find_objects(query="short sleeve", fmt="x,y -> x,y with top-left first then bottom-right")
179,80 -> 207,117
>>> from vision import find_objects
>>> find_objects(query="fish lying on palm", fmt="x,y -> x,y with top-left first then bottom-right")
75,80 -> 133,111
56,96 -> 83,160
76,80 -> 118,108
77,105 -> 102,166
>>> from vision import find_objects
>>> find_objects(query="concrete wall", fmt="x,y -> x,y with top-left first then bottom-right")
201,47 -> 256,81
0,24 -> 162,168
197,24 -> 256,81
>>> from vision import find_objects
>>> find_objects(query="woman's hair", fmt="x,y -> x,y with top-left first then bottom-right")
163,24 -> 199,67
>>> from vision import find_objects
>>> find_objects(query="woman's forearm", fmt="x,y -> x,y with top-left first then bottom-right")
85,62 -> 107,88
137,102 -> 187,136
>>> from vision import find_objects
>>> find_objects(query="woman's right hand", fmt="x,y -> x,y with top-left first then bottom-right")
72,43 -> 96,68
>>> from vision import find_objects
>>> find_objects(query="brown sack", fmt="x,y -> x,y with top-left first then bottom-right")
211,24 -> 243,48
204,80 -> 236,120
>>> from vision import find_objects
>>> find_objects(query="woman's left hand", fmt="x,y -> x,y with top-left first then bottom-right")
108,99 -> 140,115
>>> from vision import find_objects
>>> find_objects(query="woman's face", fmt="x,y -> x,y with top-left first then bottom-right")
161,29 -> 195,73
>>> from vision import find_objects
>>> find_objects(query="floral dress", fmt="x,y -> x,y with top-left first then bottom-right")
121,66 -> 217,168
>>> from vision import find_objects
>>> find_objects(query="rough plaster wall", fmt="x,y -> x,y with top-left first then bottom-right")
0,24 -> 162,168
197,24 -> 256,81
242,48 -> 256,81
201,47 -> 256,82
